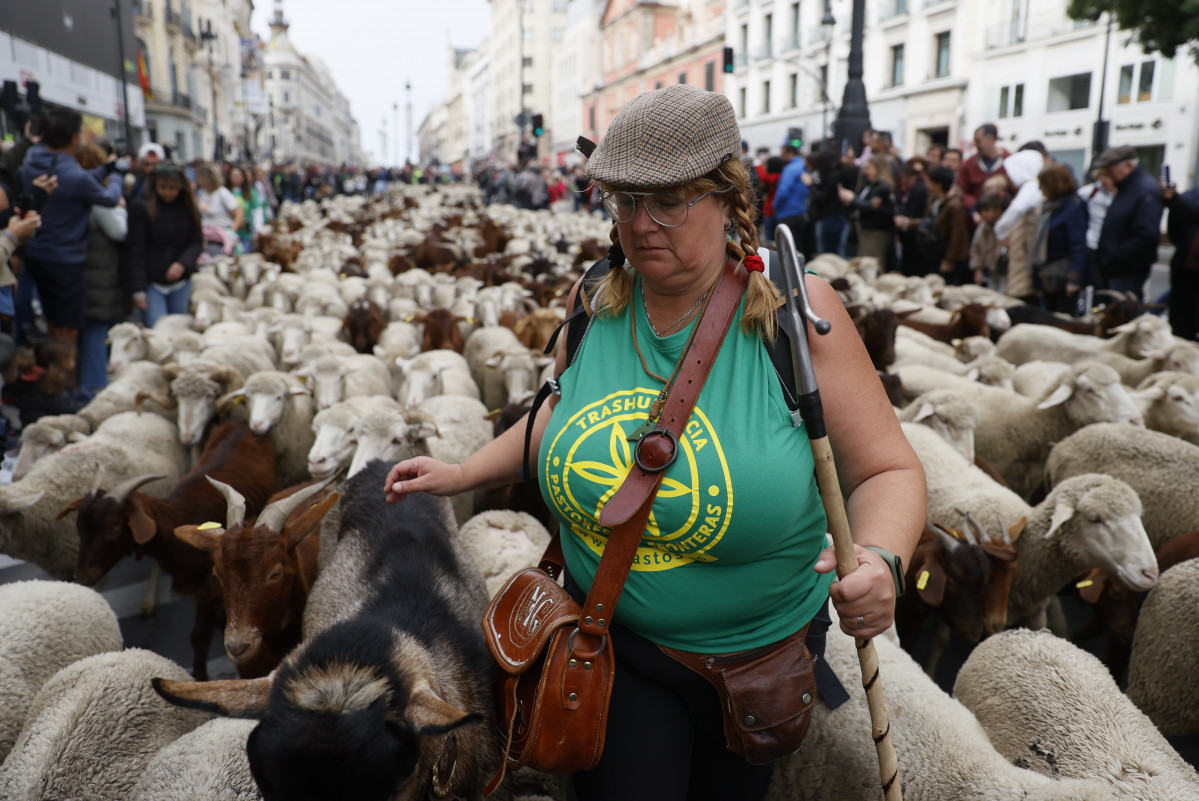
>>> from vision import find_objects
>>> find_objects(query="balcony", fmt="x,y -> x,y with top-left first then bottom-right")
182,18 -> 197,46
985,22 -> 1025,49
755,44 -> 774,60
808,27 -> 832,45
734,52 -> 749,69
923,0 -> 954,7
777,32 -> 801,54
165,5 -> 182,30
733,0 -> 751,11
131,0 -> 151,18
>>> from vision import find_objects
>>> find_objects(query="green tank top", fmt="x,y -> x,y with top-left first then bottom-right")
538,274 -> 833,652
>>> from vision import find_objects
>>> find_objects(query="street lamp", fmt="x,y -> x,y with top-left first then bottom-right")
110,2 -> 134,153
392,101 -> 399,167
405,81 -> 412,167
832,0 -> 871,154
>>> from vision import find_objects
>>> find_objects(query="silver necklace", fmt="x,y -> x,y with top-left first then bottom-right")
640,279 -> 709,337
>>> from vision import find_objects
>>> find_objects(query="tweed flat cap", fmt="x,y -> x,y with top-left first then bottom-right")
584,85 -> 742,188
1092,145 -> 1138,170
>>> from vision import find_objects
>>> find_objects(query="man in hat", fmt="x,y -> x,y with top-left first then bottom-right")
127,142 -> 165,202
1094,145 -> 1163,300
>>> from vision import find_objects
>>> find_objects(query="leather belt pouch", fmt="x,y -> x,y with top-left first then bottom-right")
659,624 -> 816,764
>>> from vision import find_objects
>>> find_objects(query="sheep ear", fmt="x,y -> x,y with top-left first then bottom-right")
372,345 -> 386,358
152,676 -> 273,719
174,523 -> 225,552
1133,385 -> 1165,402
912,402 -> 935,423
964,368 -> 980,382
1037,382 -> 1074,410
534,354 -> 555,368
130,497 -> 159,545
289,386 -> 312,398
1045,499 -> 1074,538
402,409 -> 440,442
483,353 -> 503,368
1007,516 -> 1027,543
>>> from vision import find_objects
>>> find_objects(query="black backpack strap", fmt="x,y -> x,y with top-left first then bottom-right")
522,257 -> 614,481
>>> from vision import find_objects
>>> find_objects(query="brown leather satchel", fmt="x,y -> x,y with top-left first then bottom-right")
482,256 -> 749,793
658,624 -> 818,764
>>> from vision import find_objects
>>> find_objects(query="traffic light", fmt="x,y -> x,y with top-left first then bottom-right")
787,127 -> 803,149
722,46 -> 734,74
531,113 -> 544,137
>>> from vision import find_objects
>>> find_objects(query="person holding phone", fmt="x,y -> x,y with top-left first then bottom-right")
126,163 -> 202,327
0,184 -> 44,334
18,108 -> 123,344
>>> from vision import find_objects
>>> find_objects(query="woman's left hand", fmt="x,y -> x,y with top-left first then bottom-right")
815,544 -> 897,639
165,262 -> 185,282
837,186 -> 854,205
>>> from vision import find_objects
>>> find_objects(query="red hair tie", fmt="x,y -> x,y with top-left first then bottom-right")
743,253 -> 765,273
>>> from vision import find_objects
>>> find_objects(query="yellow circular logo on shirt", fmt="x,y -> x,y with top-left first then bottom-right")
543,388 -> 733,572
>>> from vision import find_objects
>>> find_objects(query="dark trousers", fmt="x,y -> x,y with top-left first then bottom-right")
1170,263 -> 1199,341
1102,272 -> 1149,301
777,214 -> 812,259
23,256 -> 87,332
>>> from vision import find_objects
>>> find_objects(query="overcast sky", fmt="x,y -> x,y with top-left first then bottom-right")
251,0 -> 491,165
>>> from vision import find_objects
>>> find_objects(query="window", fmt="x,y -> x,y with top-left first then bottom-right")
589,105 -> 596,130
522,83 -> 533,95
705,61 -> 715,91
934,32 -> 950,78
890,44 -> 904,87
820,64 -> 828,99
1047,72 -> 1091,112
1138,61 -> 1155,101
1118,64 -> 1134,104
522,56 -> 533,68
740,23 -> 749,53
997,82 -> 1023,118
523,28 -> 534,42
763,13 -> 773,57
762,80 -> 771,113
739,86 -> 747,118
678,71 -> 687,85
280,69 -> 291,80
655,81 -> 663,90
283,91 -> 290,103
552,28 -> 564,41
788,73 -> 798,108
1119,61 -> 1157,104
790,2 -> 800,35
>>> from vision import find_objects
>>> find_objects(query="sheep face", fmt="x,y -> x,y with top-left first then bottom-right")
1047,477 -> 1158,592
1136,374 -> 1199,438
1163,345 -> 1199,376
303,364 -> 347,411
193,297 -> 224,332
396,365 -> 438,410
13,429 -> 74,481
171,374 -> 224,446
1043,366 -> 1143,428
348,413 -> 437,478
308,421 -> 356,478
107,325 -> 148,373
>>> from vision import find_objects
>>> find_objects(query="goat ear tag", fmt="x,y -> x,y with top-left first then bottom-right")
198,521 -> 222,530
1075,579 -> 1094,589
917,570 -> 931,591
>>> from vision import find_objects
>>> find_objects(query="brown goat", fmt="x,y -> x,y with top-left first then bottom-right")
342,298 -> 387,354
418,307 -> 467,353
897,302 -> 992,344
61,423 -> 279,680
514,308 -> 565,353
851,306 -> 898,369
175,478 -> 339,679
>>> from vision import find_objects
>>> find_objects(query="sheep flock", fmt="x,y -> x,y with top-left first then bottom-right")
1,183 -> 1197,799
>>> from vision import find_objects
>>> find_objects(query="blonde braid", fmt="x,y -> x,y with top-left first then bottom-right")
588,223 -> 634,317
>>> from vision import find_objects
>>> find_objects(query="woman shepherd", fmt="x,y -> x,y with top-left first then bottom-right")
384,85 -> 925,801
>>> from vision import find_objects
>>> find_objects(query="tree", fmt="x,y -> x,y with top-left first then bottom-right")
1067,0 -> 1199,66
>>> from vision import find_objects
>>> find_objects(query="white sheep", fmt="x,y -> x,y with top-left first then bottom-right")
294,353 -> 394,410
11,413 -> 92,481
953,629 -> 1199,799
307,394 -> 403,478
971,361 -> 1142,498
197,335 -> 279,375
1132,371 -> 1199,443
0,649 -> 209,801
1127,558 -> 1199,737
764,609 -> 1118,801
995,314 -> 1176,366
394,348 -> 481,408
902,421 -> 1158,630
953,335 -> 997,362
107,322 -> 174,372
130,718 -> 259,801
0,581 -> 123,761
222,370 -> 317,485
464,325 -> 551,410
156,360 -> 247,446
79,360 -> 175,429
1046,423 -> 1199,550
0,412 -> 187,579
895,390 -> 980,462
457,510 -> 551,598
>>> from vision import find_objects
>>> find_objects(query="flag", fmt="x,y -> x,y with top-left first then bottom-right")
137,49 -> 152,100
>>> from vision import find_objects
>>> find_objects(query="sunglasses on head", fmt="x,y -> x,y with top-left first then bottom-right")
154,162 -> 184,175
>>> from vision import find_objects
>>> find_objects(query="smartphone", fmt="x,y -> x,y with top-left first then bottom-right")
1161,164 -> 1171,186
15,193 -> 34,218
47,153 -> 58,178
841,139 -> 850,157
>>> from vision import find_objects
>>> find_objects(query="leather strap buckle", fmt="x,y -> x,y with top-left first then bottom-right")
633,428 -> 678,473
568,627 -> 609,657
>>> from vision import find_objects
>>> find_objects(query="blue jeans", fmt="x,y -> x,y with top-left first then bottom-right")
78,320 -> 117,392
818,213 -> 848,257
1103,273 -> 1148,301
146,281 -> 192,328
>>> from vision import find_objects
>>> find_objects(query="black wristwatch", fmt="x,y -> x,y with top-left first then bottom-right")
864,546 -> 905,597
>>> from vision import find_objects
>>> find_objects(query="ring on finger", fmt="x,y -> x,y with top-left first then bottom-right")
856,615 -> 866,630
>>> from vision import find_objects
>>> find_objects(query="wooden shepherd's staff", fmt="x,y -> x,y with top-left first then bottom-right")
774,224 -> 902,801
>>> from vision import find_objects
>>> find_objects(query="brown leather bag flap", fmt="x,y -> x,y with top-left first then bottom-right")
718,632 -> 816,733
484,568 -> 581,675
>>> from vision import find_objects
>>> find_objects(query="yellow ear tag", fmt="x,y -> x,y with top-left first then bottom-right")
465,316 -> 475,325
197,521 -> 222,530
403,315 -> 415,322
916,570 -> 930,591
1075,579 -> 1094,589
233,395 -> 245,404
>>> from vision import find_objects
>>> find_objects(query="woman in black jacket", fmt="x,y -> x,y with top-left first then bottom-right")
77,141 -> 129,393
127,162 -> 202,327
838,155 -> 896,264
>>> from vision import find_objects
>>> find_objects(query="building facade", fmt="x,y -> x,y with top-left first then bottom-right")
133,0 -> 206,159
581,0 -> 727,148
468,43 -> 493,164
551,0 -> 605,165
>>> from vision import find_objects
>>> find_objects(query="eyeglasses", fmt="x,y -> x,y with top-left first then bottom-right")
601,190 -> 712,228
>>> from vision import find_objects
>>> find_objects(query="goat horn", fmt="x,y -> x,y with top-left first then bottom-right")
963,510 -> 987,546
993,510 -> 1012,546
135,390 -> 177,413
930,523 -> 961,552
89,465 -> 107,496
109,473 -> 168,505
206,476 -> 247,529
256,474 -> 339,534
953,508 -> 978,546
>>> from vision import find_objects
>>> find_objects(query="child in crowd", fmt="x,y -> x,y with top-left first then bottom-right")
970,192 -> 1010,288
6,338 -> 84,427
127,162 -> 203,327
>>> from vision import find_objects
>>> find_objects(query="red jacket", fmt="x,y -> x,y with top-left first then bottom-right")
954,149 -> 1012,213
756,163 -> 781,217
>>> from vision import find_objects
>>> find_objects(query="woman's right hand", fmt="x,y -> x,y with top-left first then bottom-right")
165,262 -> 185,282
7,210 -> 40,241
383,456 -> 466,504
